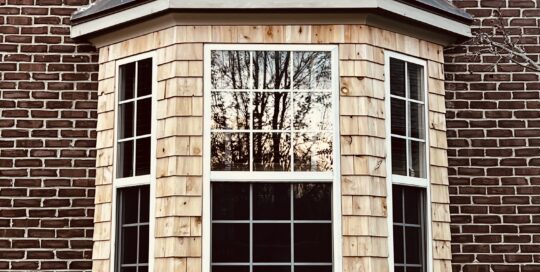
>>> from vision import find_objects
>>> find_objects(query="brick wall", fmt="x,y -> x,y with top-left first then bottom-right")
446,1 -> 540,271
0,0 -> 97,271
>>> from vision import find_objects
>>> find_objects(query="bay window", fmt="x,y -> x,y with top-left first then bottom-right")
386,53 -> 430,272
204,45 -> 339,272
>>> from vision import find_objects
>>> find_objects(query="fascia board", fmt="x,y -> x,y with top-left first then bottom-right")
71,0 -> 471,39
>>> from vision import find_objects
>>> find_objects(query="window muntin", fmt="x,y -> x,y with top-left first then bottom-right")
117,58 -> 153,178
392,186 -> 426,272
390,58 -> 426,178
211,182 -> 333,272
210,50 -> 333,173
116,185 -> 150,272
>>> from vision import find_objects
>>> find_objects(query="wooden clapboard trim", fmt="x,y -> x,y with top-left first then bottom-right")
95,184 -> 113,204
341,77 -> 385,99
96,129 -> 114,149
94,202 -> 112,223
340,155 -> 386,177
340,135 -> 386,157
156,176 -> 202,197
98,61 -> 116,80
340,116 -> 386,138
156,156 -> 203,178
340,96 -> 385,118
95,166 -> 113,186
429,111 -> 447,132
157,117 -> 203,138
96,147 -> 113,168
98,77 -> 115,96
157,43 -> 204,64
429,129 -> 449,150
342,195 -> 387,216
157,78 -> 204,100
341,176 -> 387,197
343,256 -> 389,272
430,166 -> 449,186
342,215 -> 388,237
97,92 -> 115,114
154,237 -> 202,257
92,240 -> 111,260
93,221 -> 112,242
428,93 -> 446,114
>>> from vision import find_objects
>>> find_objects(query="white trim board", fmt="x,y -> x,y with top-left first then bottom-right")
71,0 -> 471,40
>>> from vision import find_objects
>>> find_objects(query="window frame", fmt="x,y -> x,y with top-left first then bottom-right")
110,51 -> 157,272
384,51 -> 432,272
203,44 -> 342,272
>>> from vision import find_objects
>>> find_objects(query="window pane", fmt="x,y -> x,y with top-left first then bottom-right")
137,58 -> 152,97
253,51 -> 291,89
293,183 -> 331,220
294,133 -> 332,172
212,183 -> 250,220
391,98 -> 406,136
391,137 -> 407,176
253,183 -> 290,220
295,266 -> 332,272
410,140 -> 426,178
121,226 -> 138,264
392,186 -> 403,224
211,91 -> 250,129
405,226 -> 422,264
138,225 -> 149,263
135,137 -> 151,176
213,266 -> 250,272
118,140 -> 134,178
212,223 -> 250,262
253,91 -> 291,130
393,225 -> 404,264
404,187 -> 421,225
136,98 -> 152,136
253,132 -> 291,171
253,267 -> 291,272
119,102 -> 134,139
394,266 -> 405,272
211,51 -> 250,89
211,133 -> 250,171
139,185 -> 150,222
293,92 -> 332,131
121,267 -> 136,272
121,186 -> 139,224
409,102 -> 425,139
408,62 -> 424,101
138,267 -> 148,272
294,223 -> 332,262
253,223 -> 291,262
293,51 -> 331,89
120,62 -> 135,101
390,58 -> 405,97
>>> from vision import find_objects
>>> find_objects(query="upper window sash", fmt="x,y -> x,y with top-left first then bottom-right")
388,55 -> 428,181
206,46 -> 338,180
116,58 -> 154,179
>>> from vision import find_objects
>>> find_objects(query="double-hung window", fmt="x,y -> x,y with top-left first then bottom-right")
114,55 -> 155,272
386,53 -> 430,272
205,45 -> 340,272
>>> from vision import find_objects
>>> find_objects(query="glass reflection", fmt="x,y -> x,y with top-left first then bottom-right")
253,91 -> 291,130
293,51 -> 331,89
294,92 -> 332,131
294,133 -> 332,172
211,51 -> 250,89
253,132 -> 291,171
253,51 -> 291,89
211,91 -> 250,129
211,133 -> 250,171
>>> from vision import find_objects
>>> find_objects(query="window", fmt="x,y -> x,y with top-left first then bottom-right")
205,45 -> 339,272
118,58 -> 153,178
386,54 -> 429,272
210,50 -> 333,173
113,55 -> 155,272
211,183 -> 332,272
116,186 -> 150,272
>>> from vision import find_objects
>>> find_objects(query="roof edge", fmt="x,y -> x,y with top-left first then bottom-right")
70,0 -> 472,40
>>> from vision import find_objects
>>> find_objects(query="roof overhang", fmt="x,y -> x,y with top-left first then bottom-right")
71,0 -> 473,42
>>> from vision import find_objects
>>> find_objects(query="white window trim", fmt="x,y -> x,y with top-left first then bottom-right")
110,51 -> 157,272
384,51 -> 433,272
202,44 -> 342,272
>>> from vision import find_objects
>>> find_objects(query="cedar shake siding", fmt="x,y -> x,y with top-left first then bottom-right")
447,1 -> 540,272
0,0 -> 97,271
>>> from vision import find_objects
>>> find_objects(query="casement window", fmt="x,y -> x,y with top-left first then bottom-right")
386,53 -> 430,272
113,55 -> 155,272
204,45 -> 340,272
